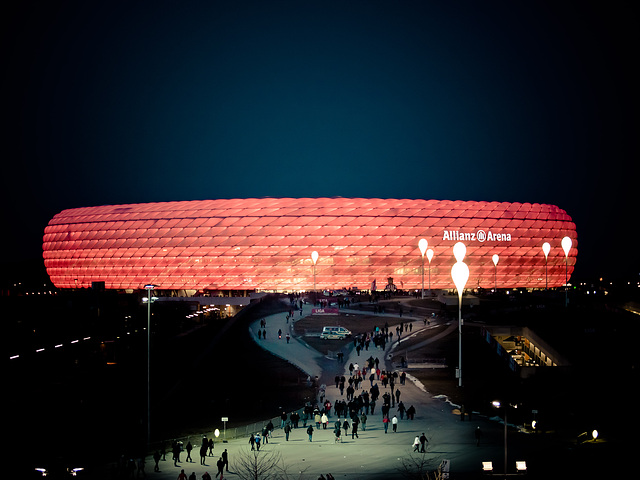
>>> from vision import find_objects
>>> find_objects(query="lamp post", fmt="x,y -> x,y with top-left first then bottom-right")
426,248 -> 434,296
451,242 -> 469,387
492,400 -> 509,475
418,239 -> 428,299
561,237 -> 572,307
143,283 -> 157,448
311,251 -> 319,293
542,242 -> 550,290
222,417 -> 228,441
492,254 -> 499,293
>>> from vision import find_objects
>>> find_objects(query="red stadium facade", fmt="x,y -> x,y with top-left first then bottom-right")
42,198 -> 577,292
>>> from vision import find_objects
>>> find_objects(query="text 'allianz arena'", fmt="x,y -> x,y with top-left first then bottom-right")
42,198 -> 577,291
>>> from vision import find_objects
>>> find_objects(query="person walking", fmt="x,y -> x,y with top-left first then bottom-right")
360,413 -> 367,431
383,415 -> 389,433
284,423 -> 291,441
200,442 -> 208,465
475,426 -> 482,446
216,457 -> 224,479
153,451 -> 161,472
413,436 -> 420,452
397,401 -> 406,419
222,449 -> 229,472
161,442 -> 167,461
406,405 -> 416,420
307,425 -> 314,442
419,432 -> 428,452
185,441 -> 193,463
342,419 -> 350,437
249,434 -> 255,450
351,417 -> 359,439
136,457 -> 145,478
172,441 -> 181,467
391,415 -> 398,432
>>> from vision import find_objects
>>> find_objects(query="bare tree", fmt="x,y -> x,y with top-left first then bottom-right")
397,453 -> 445,480
232,448 -> 308,480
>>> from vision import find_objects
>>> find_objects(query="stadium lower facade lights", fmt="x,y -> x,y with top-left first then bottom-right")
42,198 -> 577,292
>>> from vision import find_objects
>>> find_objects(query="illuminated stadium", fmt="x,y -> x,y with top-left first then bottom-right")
42,198 -> 577,292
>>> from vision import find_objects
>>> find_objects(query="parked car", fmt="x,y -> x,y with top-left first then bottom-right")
320,326 -> 352,339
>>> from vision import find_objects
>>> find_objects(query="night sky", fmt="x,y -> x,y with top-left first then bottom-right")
2,0 -> 637,281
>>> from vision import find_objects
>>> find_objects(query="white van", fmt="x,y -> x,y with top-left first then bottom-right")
320,326 -> 352,339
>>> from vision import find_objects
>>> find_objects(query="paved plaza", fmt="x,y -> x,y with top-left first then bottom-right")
140,300 -> 528,479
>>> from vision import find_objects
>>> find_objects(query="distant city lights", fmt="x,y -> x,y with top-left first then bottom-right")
10,337 -> 92,362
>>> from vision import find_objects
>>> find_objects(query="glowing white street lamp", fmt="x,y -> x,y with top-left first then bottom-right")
451,242 -> 469,387
492,254 -> 499,292
561,236 -> 572,306
426,248 -> 434,295
418,239 -> 428,299
311,251 -> 319,293
542,242 -> 551,290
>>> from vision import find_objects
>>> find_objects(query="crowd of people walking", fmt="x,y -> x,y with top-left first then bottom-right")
137,297 -> 490,480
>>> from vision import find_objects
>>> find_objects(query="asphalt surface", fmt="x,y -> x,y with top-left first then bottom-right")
130,300 -> 534,480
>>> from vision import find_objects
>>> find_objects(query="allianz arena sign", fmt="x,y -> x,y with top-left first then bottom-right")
442,229 -> 512,243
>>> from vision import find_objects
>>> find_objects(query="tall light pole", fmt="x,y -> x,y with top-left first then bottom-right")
311,251 -> 319,293
418,239 -> 428,299
451,242 -> 469,387
492,254 -> 499,293
144,283 -> 157,448
426,248 -> 434,296
542,242 -> 550,290
561,236 -> 572,307
492,400 -> 509,475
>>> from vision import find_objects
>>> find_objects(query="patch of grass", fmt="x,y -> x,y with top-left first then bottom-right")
293,313 -> 405,335
294,313 -> 463,404
293,313 -> 406,355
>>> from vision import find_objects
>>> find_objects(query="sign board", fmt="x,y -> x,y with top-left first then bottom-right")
312,307 -> 340,315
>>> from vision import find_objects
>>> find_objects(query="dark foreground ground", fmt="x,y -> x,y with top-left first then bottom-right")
9,291 -> 639,478
9,295 -> 316,476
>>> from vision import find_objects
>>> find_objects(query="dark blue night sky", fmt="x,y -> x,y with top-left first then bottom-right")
2,0 -> 637,280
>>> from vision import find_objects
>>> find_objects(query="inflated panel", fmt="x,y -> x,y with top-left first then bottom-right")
43,198 -> 577,291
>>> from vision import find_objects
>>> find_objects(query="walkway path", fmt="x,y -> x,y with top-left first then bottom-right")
142,299 -> 526,479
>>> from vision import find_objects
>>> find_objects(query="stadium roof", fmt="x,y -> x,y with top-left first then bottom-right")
43,198 -> 577,291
